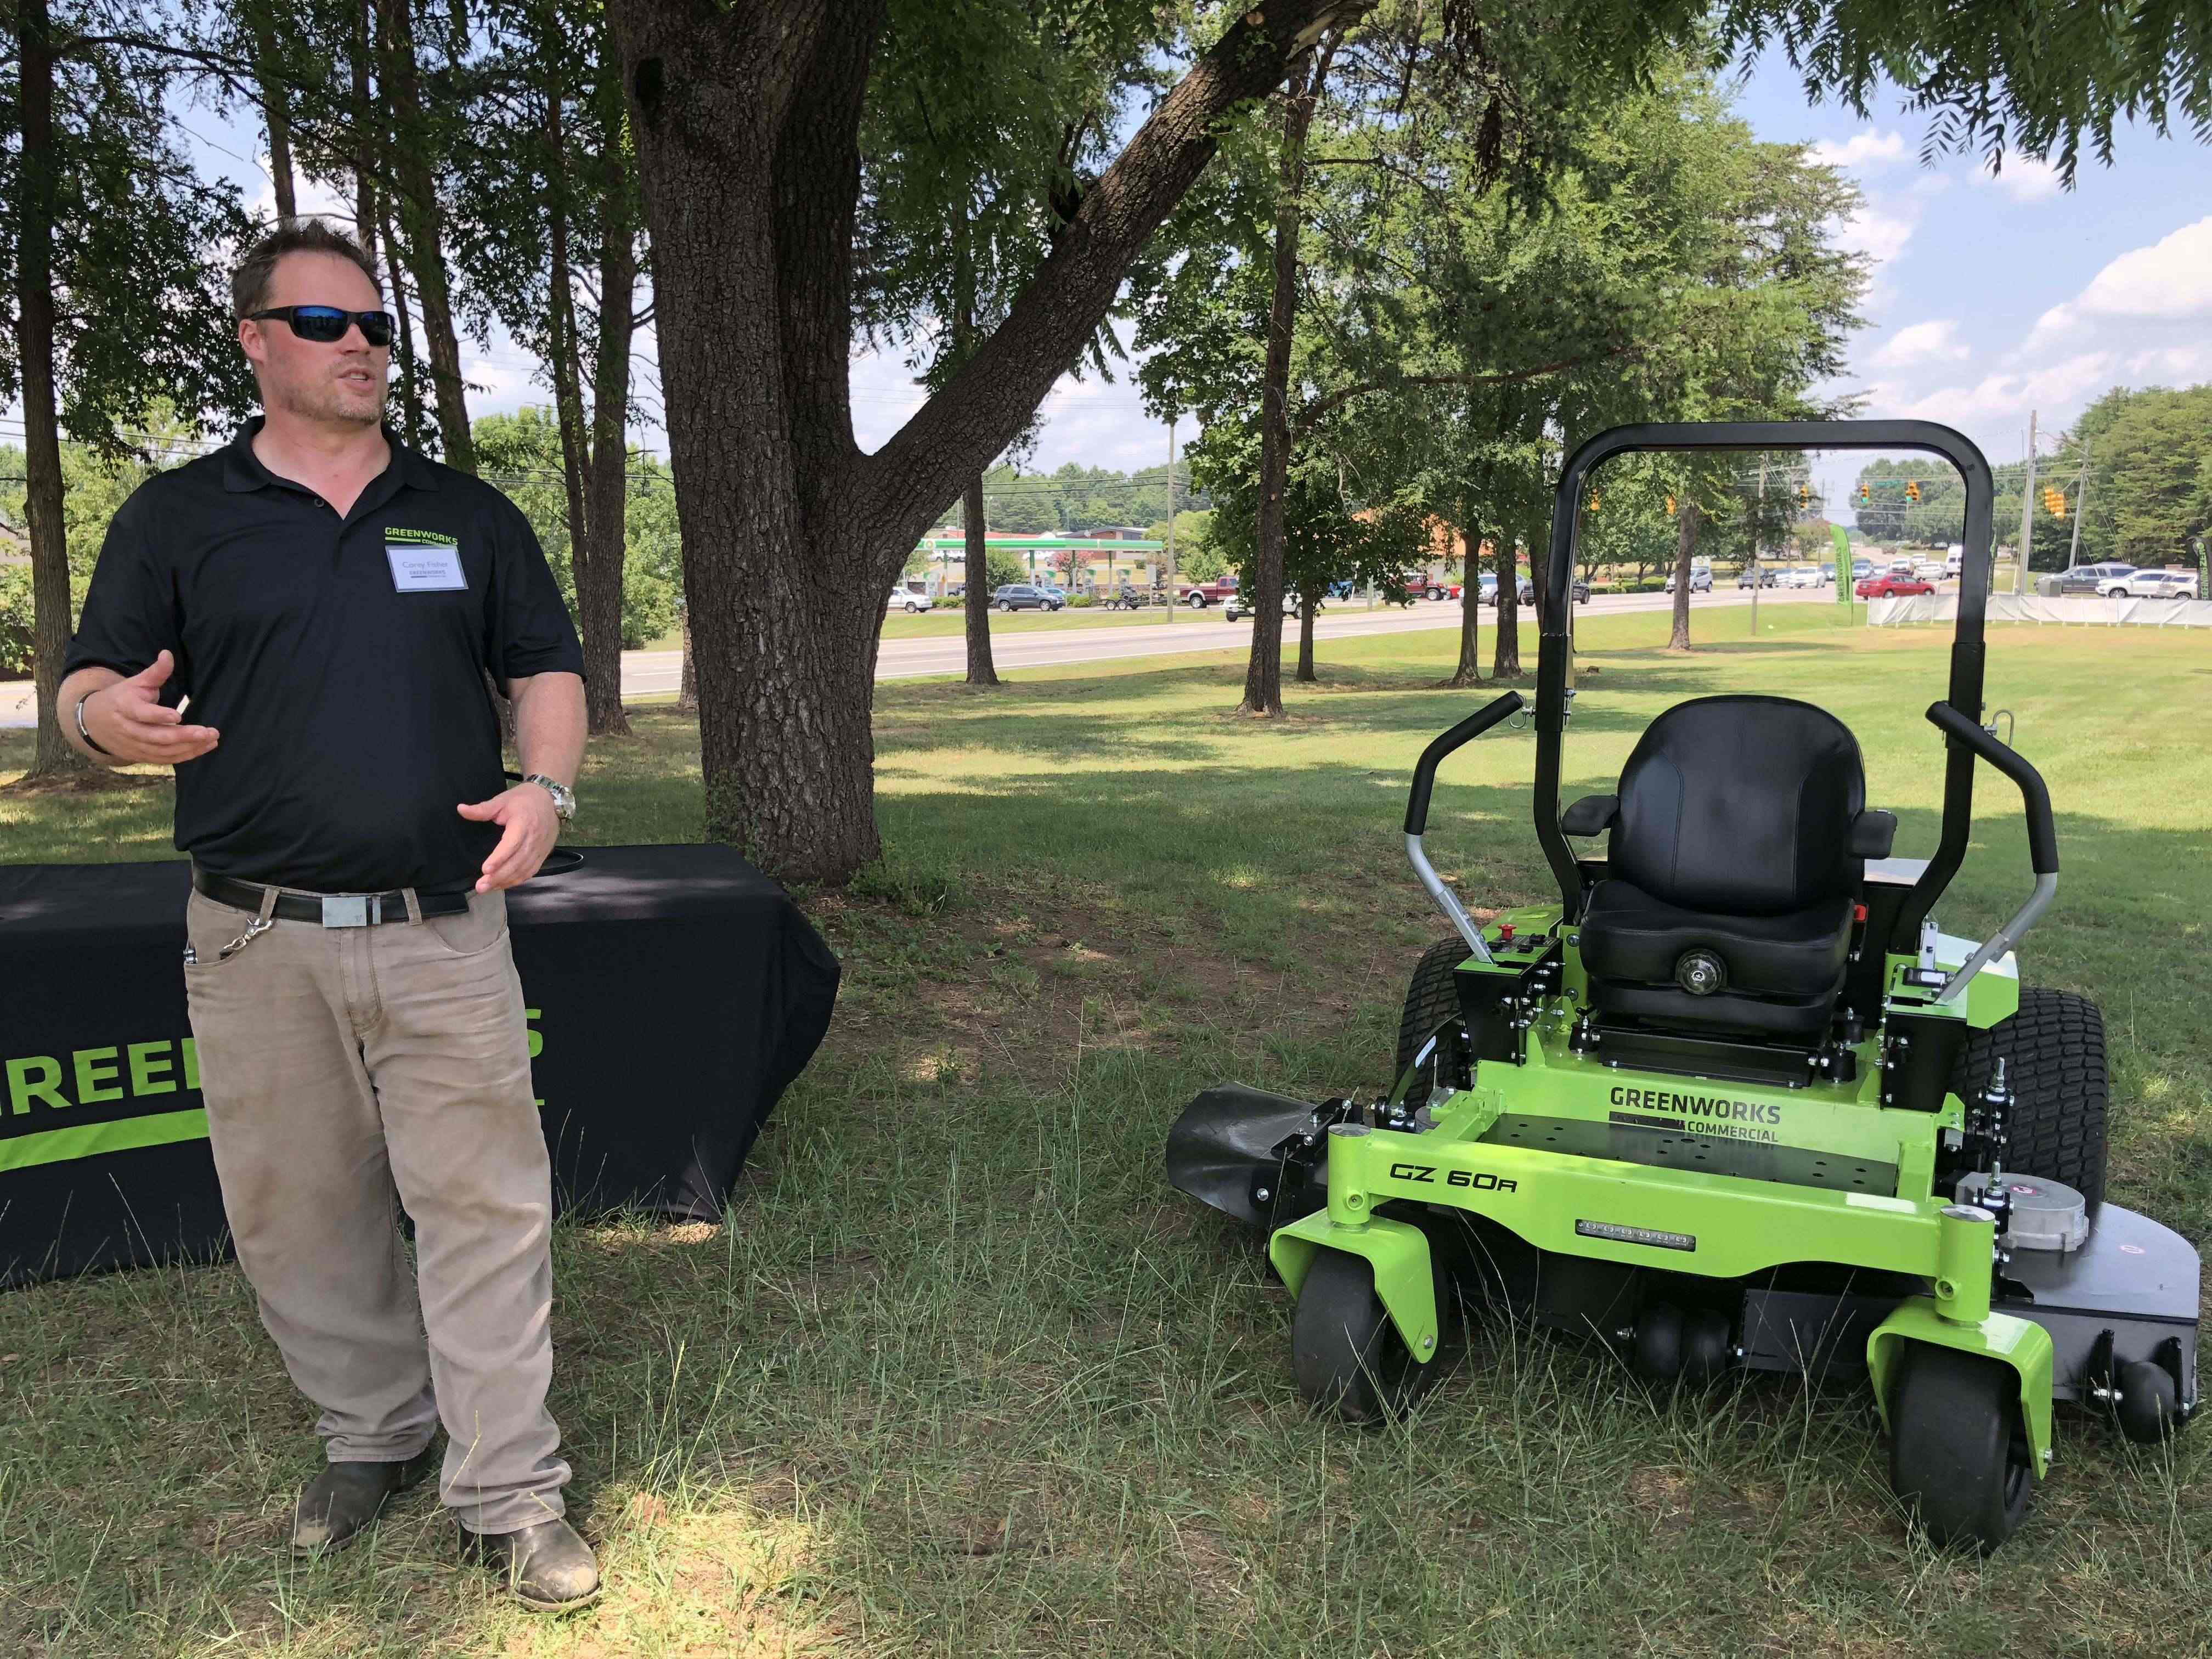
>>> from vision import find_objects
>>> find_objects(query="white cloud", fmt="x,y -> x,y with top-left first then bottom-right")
1807,129 -> 1909,168
2075,216 -> 2212,319
2125,342 -> 2212,381
1896,352 -> 2116,426
1871,319 -> 1971,369
1979,155 -> 2064,203
1831,202 -> 1919,266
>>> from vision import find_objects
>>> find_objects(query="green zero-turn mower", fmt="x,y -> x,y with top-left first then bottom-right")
1165,420 -> 2199,1554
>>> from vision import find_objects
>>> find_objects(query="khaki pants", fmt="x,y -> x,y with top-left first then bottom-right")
182,884 -> 569,1534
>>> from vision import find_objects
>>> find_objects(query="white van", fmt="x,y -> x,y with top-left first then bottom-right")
1944,544 -> 1965,578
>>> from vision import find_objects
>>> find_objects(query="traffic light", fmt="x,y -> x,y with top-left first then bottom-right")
1905,479 -> 1921,503
1588,490 -> 1600,514
2043,487 -> 2067,518
1665,494 -> 1677,517
1859,483 -> 1871,504
1797,483 -> 1810,507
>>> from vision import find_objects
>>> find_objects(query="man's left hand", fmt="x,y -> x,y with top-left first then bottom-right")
458,783 -> 562,892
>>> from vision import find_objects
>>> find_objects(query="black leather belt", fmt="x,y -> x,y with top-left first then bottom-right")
193,867 -> 472,927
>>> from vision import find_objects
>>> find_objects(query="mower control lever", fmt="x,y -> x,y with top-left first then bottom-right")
1924,703 -> 2061,1002
1404,692 -> 1526,837
1404,692 -> 1526,963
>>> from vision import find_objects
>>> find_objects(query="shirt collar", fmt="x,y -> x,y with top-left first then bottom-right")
221,415 -> 441,495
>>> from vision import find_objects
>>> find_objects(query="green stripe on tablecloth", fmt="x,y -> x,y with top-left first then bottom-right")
0,1109 -> 210,1173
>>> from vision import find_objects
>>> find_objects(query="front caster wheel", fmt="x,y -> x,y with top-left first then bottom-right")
1292,1250 -> 1453,1425
1888,1344 -> 2035,1553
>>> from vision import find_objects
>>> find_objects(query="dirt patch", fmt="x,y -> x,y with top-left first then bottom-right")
0,765 -> 168,797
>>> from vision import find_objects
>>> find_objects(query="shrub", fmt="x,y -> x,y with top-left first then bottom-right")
1068,594 -> 1097,608
0,564 -> 33,680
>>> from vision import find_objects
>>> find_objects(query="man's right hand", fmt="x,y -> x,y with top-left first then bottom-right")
80,652 -> 220,765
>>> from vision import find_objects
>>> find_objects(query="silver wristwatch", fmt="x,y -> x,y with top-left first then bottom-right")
523,773 -> 577,821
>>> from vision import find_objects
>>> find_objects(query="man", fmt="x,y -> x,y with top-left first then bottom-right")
59,221 -> 597,1612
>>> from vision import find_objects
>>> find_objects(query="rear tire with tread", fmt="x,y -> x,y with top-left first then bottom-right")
1396,936 -> 1475,1091
1949,988 -> 2107,1208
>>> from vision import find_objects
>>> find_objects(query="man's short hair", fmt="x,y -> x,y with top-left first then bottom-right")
231,220 -> 381,319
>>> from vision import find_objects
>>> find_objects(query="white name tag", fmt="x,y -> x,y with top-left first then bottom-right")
386,543 -> 467,592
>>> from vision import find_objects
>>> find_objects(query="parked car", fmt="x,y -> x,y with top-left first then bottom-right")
1818,564 -> 1838,586
1851,558 -> 1875,580
2056,562 -> 2135,596
992,583 -> 1063,612
1776,566 -> 1820,589
885,587 -> 933,613
2119,568 -> 2202,600
1737,565 -> 1778,588
1856,571 -> 1935,598
1665,565 -> 1713,595
1036,584 -> 1069,605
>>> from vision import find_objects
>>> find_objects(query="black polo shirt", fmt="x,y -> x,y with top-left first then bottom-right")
64,419 -> 584,893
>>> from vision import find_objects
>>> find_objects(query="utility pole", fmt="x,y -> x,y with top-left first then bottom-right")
2064,436 -> 2092,569
1163,413 -> 1178,624
2013,410 -> 2037,595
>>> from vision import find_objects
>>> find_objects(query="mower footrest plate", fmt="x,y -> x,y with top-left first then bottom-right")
1479,1113 -> 1899,1197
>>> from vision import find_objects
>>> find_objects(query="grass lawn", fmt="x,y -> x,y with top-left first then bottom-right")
3,605 -> 2208,1656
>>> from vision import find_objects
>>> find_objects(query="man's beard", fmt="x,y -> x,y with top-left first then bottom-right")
269,366 -> 387,427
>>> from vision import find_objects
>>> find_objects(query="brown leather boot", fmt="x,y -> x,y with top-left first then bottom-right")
462,1517 -> 601,1612
290,1446 -> 437,1552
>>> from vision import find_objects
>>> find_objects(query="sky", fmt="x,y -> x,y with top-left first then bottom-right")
146,42 -> 2212,528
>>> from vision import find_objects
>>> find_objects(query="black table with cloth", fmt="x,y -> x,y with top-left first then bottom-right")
0,845 -> 838,1289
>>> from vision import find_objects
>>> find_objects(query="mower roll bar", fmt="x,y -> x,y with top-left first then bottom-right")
1404,690 -> 1526,963
1925,702 -> 2059,1002
1534,420 -> 1997,963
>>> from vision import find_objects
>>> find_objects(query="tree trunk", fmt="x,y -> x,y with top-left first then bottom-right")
608,0 -> 1360,881
1295,591 -> 1317,680
352,0 -> 376,243
377,191 -> 428,450
543,70 -> 594,579
14,0 -> 83,781
1491,528 -> 1521,680
379,0 -> 475,471
250,13 -> 298,222
579,101 -> 639,737
1242,38 -> 1333,718
961,473 -> 998,686
1449,519 -> 1483,686
951,267 -> 997,688
1668,499 -> 1700,652
676,613 -> 697,712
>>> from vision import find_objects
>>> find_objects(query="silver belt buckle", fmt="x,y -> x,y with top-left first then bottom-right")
321,895 -> 373,928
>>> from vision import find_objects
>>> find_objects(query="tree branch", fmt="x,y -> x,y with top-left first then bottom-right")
862,0 -> 1374,543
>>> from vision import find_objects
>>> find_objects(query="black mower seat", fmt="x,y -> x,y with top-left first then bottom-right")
1567,695 -> 1895,1042
1579,881 -> 1854,998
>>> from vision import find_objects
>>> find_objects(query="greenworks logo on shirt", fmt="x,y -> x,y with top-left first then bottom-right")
385,527 -> 460,547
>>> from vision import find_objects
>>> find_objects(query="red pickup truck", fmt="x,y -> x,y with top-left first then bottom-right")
1177,578 -> 1239,608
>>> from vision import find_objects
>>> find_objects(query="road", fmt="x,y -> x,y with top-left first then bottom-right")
1,586 -> 1831,727
621,585 -> 1831,696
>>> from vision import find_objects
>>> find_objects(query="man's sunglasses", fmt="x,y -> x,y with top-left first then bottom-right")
245,306 -> 394,347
